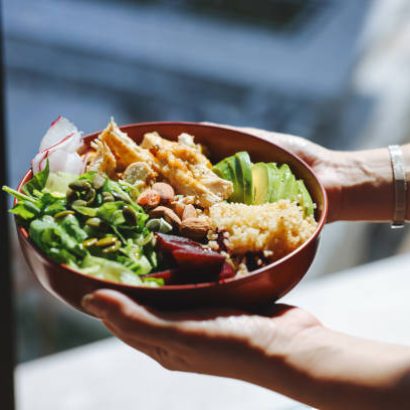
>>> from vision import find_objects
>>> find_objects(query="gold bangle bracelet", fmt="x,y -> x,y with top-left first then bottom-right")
388,145 -> 407,228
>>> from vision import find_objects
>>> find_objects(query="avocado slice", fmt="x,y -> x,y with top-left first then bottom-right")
266,163 -> 281,202
227,158 -> 242,203
212,156 -> 239,201
274,164 -> 291,201
281,164 -> 299,202
252,163 -> 272,204
213,159 -> 234,182
297,180 -> 315,216
213,152 -> 253,204
234,152 -> 253,205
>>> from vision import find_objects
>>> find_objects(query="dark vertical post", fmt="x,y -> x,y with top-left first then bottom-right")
0,1 -> 16,409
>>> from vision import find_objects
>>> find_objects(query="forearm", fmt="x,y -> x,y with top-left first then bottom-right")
332,144 -> 410,222
252,327 -> 410,410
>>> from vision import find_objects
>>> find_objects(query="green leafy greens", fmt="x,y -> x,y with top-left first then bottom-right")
2,166 -> 161,286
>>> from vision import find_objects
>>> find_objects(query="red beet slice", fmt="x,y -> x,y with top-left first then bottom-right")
172,248 -> 225,272
156,233 -> 202,255
219,262 -> 236,280
154,233 -> 232,284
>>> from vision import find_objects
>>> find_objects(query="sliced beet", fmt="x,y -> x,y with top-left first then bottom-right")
172,248 -> 225,282
154,233 -> 233,284
173,248 -> 224,270
219,262 -> 236,280
156,233 -> 202,255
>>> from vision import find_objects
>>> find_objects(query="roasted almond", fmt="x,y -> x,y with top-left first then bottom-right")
171,201 -> 186,218
152,182 -> 175,204
137,189 -> 161,208
150,206 -> 181,228
180,217 -> 210,241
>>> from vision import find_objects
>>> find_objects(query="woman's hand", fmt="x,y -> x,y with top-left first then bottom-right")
82,290 -> 410,410
82,289 -> 319,381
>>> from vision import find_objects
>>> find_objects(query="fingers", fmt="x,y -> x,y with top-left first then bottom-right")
201,121 -> 290,142
82,289 -> 251,344
200,121 -> 309,157
82,290 -> 236,340
82,289 -> 173,341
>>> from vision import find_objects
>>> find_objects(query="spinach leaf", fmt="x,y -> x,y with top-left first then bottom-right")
29,215 -> 86,263
23,161 -> 49,196
59,214 -> 88,242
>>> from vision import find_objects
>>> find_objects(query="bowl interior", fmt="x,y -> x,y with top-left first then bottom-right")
18,122 -> 327,293
84,122 -> 326,219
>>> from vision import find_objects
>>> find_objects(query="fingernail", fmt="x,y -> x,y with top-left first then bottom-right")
82,294 -> 102,317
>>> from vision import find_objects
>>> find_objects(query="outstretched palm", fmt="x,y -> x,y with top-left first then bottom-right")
83,290 -> 320,384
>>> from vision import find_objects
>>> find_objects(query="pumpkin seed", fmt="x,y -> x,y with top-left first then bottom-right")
102,192 -> 115,202
66,189 -> 78,202
102,240 -> 121,254
84,188 -> 96,205
69,180 -> 92,192
71,199 -> 87,207
112,190 -> 130,203
54,210 -> 75,219
146,218 -> 173,233
82,238 -> 98,248
95,236 -> 117,248
122,206 -> 137,225
85,217 -> 104,229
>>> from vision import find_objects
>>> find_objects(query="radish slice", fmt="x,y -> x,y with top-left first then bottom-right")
33,116 -> 85,175
39,116 -> 81,152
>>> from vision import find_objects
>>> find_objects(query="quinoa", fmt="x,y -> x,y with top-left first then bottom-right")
208,200 -> 317,261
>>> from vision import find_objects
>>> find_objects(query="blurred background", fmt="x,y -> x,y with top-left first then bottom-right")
2,0 -> 410,378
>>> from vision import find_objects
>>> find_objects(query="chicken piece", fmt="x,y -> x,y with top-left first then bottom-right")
98,119 -> 157,171
123,161 -> 156,186
178,133 -> 196,148
87,140 -> 117,177
142,132 -> 233,208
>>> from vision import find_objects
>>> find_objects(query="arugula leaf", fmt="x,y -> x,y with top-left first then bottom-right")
9,203 -> 38,221
29,215 -> 86,263
2,186 -> 42,225
2,186 -> 33,202
59,214 -> 88,242
80,254 -> 142,285
78,171 -> 97,182
117,240 -> 154,275
96,202 -> 123,224
71,205 -> 98,217
4,166 -> 159,285
23,161 -> 49,196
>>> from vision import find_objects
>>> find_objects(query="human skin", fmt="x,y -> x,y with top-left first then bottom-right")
82,290 -> 410,410
83,129 -> 410,409
217,126 -> 410,223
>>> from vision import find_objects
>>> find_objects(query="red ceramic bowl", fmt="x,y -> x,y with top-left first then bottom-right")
16,122 -> 327,312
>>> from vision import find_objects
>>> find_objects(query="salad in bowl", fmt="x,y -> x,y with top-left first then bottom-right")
3,118 -> 327,310
4,117 -> 319,288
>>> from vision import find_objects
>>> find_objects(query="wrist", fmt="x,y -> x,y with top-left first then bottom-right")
333,148 -> 394,221
263,324 -> 410,410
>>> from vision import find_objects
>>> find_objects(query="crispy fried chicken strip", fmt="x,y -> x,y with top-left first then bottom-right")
87,140 -> 117,177
99,119 -> 157,172
142,132 -> 233,207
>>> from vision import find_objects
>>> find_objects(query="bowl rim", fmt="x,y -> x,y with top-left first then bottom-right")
16,121 -> 328,292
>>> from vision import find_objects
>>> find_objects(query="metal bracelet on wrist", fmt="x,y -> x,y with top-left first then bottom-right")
388,145 -> 407,229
